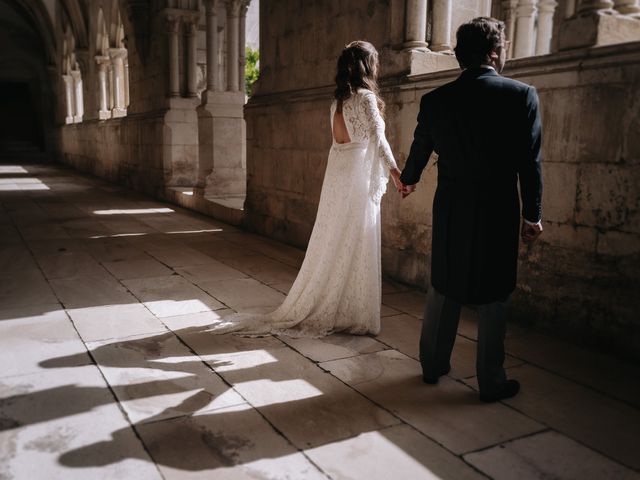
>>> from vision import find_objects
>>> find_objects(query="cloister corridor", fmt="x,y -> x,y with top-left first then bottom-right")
0,160 -> 639,479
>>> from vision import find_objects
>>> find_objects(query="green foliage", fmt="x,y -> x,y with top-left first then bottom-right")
245,46 -> 260,97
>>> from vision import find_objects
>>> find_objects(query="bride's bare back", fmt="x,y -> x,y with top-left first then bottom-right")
332,103 -> 351,144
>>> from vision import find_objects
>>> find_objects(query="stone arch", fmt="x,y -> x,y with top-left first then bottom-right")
60,10 -> 85,125
97,8 -> 109,56
5,0 -> 57,65
59,0 -> 88,48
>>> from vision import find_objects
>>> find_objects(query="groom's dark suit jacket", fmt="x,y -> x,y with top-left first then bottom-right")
400,66 -> 543,304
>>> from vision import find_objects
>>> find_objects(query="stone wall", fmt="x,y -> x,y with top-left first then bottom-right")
245,37 -> 640,359
58,112 -> 166,195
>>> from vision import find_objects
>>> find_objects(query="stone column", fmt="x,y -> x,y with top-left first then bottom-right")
204,0 -> 219,93
614,0 -> 640,14
403,0 -> 429,50
124,54 -> 130,107
71,69 -> 83,123
513,0 -> 538,58
62,74 -> 74,124
535,0 -> 559,55
431,0 -> 453,51
239,1 -> 250,92
481,0 -> 493,15
577,0 -> 615,13
559,0 -> 640,48
226,0 -> 241,92
166,15 -> 180,97
185,16 -> 199,97
501,0 -> 520,57
95,56 -> 111,119
566,0 -> 578,16
109,48 -> 127,117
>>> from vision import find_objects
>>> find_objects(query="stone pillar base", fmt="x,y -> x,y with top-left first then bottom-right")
381,48 -> 459,76
163,97 -> 200,187
196,91 -> 247,197
558,11 -> 640,50
112,108 -> 127,118
98,110 -> 111,120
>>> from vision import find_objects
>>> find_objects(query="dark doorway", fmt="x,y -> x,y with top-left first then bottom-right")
0,81 -> 43,152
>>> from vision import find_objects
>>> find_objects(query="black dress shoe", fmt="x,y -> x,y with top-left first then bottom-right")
422,365 -> 451,384
479,379 -> 520,403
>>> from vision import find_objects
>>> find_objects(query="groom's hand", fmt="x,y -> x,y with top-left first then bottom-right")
521,220 -> 543,244
401,183 -> 416,199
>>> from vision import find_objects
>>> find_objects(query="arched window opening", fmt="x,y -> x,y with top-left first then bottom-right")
95,7 -> 130,120
62,23 -> 83,124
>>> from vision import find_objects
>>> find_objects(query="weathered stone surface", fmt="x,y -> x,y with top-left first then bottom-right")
464,364 -> 640,470
136,406 -> 326,479
123,275 -> 225,317
307,425 -> 486,480
87,332 -> 245,424
322,350 -> 544,454
0,367 -> 161,479
465,430 -> 639,480
67,304 -> 168,342
0,305 -> 89,377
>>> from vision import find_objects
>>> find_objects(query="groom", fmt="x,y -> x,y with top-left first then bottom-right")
399,17 -> 543,402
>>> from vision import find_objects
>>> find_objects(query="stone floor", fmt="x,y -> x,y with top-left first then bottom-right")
1,162 -> 639,480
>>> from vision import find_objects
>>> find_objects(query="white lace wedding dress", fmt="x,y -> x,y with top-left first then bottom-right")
213,89 -> 398,337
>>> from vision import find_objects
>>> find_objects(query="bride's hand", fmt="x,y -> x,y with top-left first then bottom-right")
389,168 -> 403,192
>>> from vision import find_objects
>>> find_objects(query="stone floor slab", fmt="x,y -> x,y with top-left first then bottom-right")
144,245 -> 218,267
382,290 -> 427,318
464,430 -> 639,480
280,334 -> 388,363
464,364 -> 640,470
123,276 -> 225,317
0,245 -> 40,278
36,251 -> 107,279
505,331 -> 640,408
0,270 -> 59,310
174,261 -> 249,284
321,350 -> 544,455
218,254 -> 300,285
183,332 -> 399,449
0,305 -> 89,378
49,274 -> 137,309
136,405 -> 326,479
188,238 -> 258,260
102,257 -> 173,280
0,366 -> 161,479
67,304 -> 168,342
306,424 -> 486,480
159,309 -> 236,331
87,332 -> 245,424
197,278 -> 285,310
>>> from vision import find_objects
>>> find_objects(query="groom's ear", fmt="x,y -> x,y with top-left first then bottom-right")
488,50 -> 499,63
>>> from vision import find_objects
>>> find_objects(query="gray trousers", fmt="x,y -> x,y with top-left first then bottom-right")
420,286 -> 508,395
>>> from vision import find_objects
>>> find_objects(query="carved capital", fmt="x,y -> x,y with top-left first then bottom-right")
538,0 -> 559,13
108,47 -> 128,61
225,0 -> 243,17
165,14 -> 180,33
204,0 -> 219,13
183,16 -> 199,35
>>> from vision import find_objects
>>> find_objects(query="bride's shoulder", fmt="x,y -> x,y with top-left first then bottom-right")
354,88 -> 374,97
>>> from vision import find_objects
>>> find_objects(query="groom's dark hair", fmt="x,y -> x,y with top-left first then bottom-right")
454,17 -> 506,69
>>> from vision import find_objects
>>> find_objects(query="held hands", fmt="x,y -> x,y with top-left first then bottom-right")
389,168 -> 416,199
521,221 -> 543,244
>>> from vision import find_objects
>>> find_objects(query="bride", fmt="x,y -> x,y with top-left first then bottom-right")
215,40 -> 401,337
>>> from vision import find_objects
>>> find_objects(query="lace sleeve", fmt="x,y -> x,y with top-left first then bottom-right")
360,91 -> 398,171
